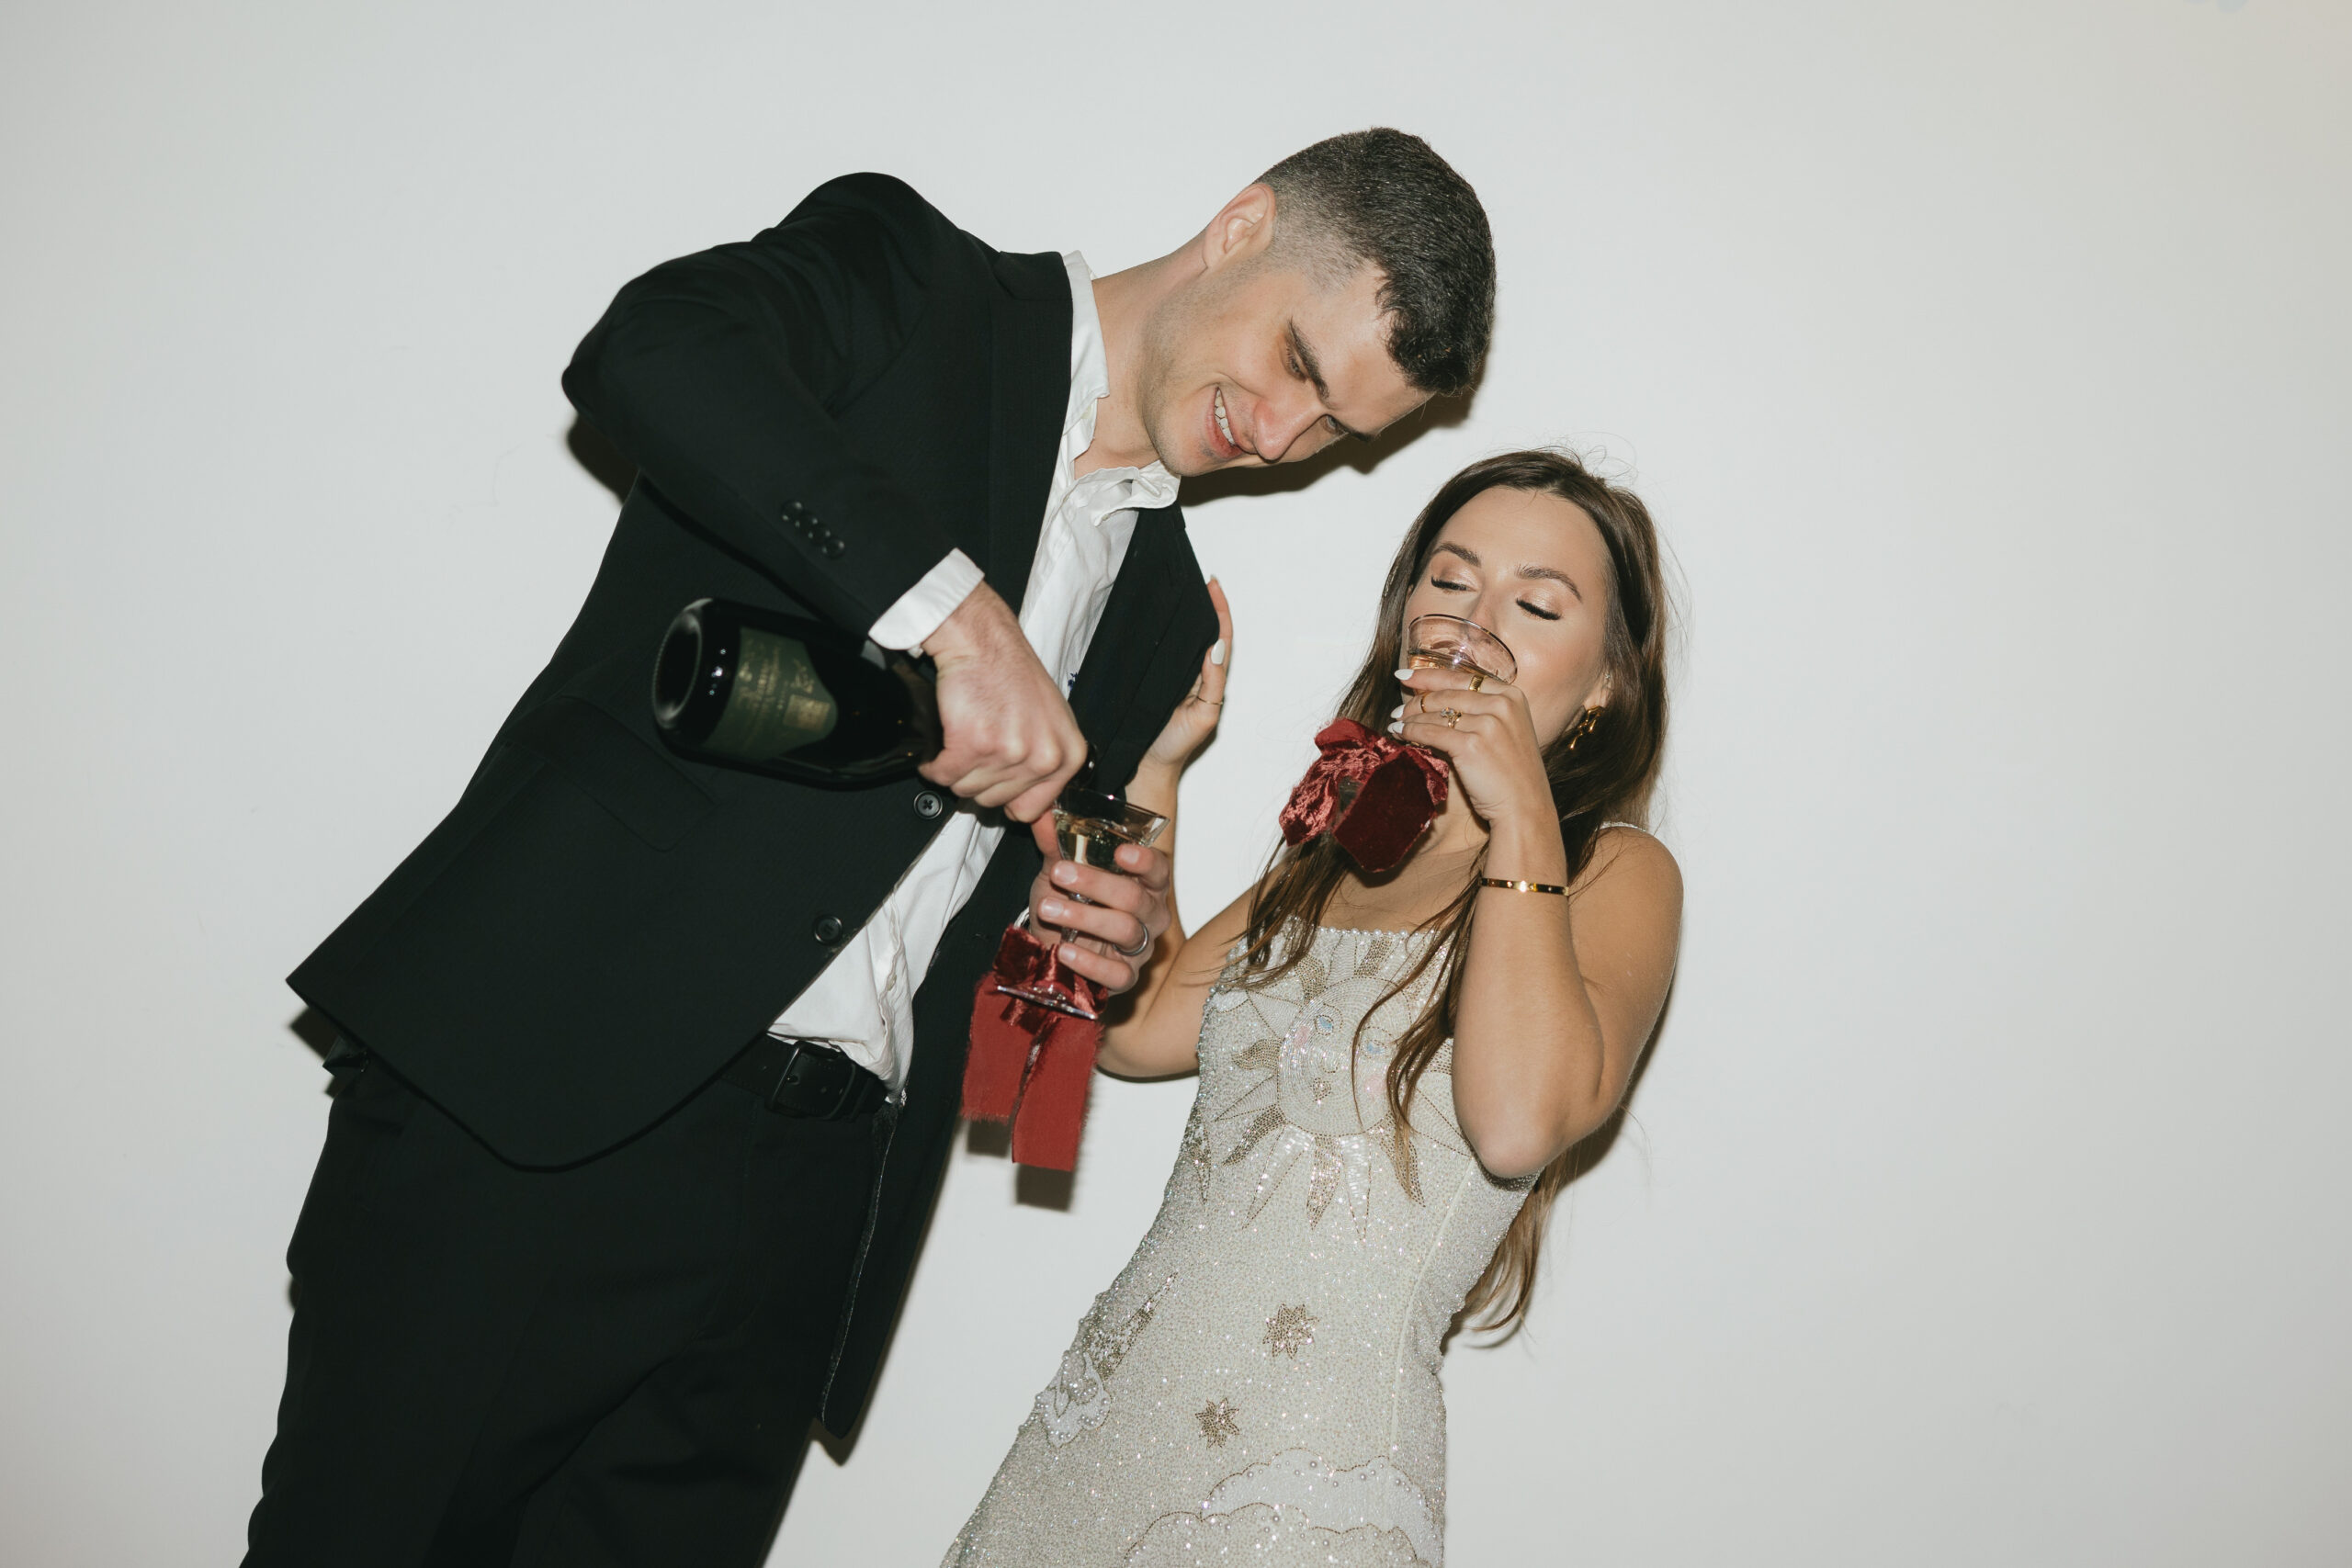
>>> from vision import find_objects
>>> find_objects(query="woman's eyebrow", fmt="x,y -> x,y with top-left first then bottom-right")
1433,542 -> 1582,601
1516,563 -> 1583,601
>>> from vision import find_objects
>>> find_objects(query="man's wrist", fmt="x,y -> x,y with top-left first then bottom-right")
920,578 -> 1017,665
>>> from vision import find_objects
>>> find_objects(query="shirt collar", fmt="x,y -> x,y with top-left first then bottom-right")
1061,252 -> 1178,513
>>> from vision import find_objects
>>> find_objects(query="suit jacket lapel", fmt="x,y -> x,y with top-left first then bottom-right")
981,254 -> 1071,615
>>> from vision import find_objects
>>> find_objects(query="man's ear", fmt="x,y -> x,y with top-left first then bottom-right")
1198,182 -> 1279,275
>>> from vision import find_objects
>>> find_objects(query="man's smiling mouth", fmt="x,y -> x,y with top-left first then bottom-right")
1212,388 -> 1238,453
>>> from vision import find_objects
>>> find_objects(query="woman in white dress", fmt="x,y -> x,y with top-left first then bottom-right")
945,449 -> 1684,1567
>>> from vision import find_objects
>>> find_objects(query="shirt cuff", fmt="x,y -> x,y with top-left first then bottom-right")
866,549 -> 985,652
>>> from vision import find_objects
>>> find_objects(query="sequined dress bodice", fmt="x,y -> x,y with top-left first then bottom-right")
944,924 -> 1534,1567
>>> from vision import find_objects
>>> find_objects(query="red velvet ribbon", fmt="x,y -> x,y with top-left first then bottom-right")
963,925 -> 1103,1171
1277,718 -> 1451,874
963,721 -> 1446,1172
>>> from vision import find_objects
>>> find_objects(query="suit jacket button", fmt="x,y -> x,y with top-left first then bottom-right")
912,789 -> 944,819
812,914 -> 846,945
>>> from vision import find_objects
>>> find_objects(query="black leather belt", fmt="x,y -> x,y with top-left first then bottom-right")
720,1036 -> 889,1121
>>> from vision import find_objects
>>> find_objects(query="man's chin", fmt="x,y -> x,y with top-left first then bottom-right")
1150,428 -> 1257,479
1159,452 -> 1222,480
1143,409 -> 1256,479
1138,428 -> 1215,479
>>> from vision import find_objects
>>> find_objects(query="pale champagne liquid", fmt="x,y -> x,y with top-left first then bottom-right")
1408,649 -> 1495,679
1056,814 -> 1148,873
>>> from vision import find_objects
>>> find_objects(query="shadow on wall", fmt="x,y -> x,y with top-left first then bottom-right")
963,1119 -> 1079,1211
569,417 -> 639,502
288,1006 -> 341,1063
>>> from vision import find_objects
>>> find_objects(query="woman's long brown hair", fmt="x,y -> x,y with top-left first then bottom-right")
1235,448 -> 1671,1337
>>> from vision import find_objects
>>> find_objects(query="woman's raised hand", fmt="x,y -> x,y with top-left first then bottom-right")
1138,577 -> 1234,782
1021,579 -> 1230,998
1389,664 -> 1556,830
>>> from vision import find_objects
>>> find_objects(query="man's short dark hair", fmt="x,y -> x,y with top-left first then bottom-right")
1259,129 -> 1496,397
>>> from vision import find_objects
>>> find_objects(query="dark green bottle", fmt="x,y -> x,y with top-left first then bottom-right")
650,597 -> 941,786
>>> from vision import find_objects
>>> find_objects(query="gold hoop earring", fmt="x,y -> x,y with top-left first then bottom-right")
1565,705 -> 1602,752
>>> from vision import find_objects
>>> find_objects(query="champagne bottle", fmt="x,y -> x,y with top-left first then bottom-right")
650,597 -> 942,786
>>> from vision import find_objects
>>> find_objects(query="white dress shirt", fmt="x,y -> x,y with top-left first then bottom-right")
767,253 -> 1178,1089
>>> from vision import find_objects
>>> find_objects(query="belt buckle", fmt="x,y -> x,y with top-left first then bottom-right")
777,1039 -> 851,1120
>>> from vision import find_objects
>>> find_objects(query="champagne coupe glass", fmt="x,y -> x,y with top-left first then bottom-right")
1404,614 -> 1517,685
996,778 -> 1169,1021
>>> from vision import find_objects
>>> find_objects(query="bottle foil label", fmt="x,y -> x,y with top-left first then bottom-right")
707,628 -> 839,761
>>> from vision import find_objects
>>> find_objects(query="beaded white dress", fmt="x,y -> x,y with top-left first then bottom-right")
943,923 -> 1535,1568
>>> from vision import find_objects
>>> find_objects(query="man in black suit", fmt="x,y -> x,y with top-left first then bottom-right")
246,128 -> 1494,1566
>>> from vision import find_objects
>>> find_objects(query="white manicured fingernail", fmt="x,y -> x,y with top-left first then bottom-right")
1388,705 -> 1404,718
1209,639 -> 1227,667
1394,668 -> 1415,681
1386,720 -> 1403,736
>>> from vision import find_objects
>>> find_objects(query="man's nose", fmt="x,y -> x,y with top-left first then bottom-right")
1255,391 -> 1326,464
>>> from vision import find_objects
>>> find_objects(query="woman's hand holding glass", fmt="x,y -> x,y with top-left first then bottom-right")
1025,579 -> 1233,996
1387,663 -> 1557,838
1024,824 -> 1170,997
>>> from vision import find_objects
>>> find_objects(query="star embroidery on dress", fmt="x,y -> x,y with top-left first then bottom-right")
1263,1303 -> 1317,1359
1195,1397 -> 1241,1449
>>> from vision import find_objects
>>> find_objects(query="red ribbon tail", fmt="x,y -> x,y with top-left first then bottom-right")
963,982 -> 1035,1123
1008,1010 -> 1102,1172
963,923 -> 1108,1169
964,927 -> 1052,1122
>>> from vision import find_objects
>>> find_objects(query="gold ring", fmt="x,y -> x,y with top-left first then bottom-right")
1467,672 -> 1486,692
1418,691 -> 1430,715
1444,710 -> 1461,728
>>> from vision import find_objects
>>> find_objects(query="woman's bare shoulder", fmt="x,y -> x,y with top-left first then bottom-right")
1576,823 -> 1683,908
1175,882 -> 1261,974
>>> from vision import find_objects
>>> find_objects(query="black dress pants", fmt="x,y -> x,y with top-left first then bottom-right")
245,1054 -> 884,1568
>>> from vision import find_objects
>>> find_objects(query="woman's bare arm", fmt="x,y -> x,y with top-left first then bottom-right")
1094,885 -> 1256,1078
1394,662 -> 1684,1179
1447,825 -> 1683,1176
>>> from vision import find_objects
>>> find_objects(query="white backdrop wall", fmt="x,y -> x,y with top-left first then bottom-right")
4,2 -> 2346,1563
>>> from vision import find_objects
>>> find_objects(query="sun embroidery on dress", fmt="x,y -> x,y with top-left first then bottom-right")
1204,928 -> 1473,1241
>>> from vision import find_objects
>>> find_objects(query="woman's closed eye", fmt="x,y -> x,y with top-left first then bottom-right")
1430,575 -> 1473,592
1516,598 -> 1561,622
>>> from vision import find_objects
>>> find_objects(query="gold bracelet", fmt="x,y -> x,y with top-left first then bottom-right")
1478,875 -> 1569,896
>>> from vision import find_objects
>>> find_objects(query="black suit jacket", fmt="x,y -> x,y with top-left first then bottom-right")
288,174 -> 1217,1431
